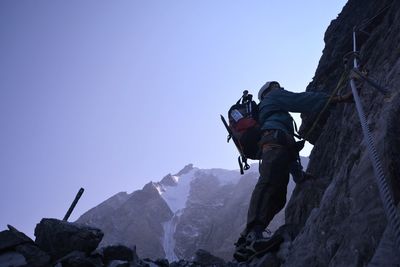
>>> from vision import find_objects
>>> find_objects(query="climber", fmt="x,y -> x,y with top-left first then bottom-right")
233,81 -> 353,261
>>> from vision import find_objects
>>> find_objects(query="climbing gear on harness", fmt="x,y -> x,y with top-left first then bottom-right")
221,90 -> 262,174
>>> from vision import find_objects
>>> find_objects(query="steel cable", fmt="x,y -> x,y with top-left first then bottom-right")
350,79 -> 400,250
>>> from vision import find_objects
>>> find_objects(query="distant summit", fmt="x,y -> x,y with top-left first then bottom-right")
174,163 -> 194,176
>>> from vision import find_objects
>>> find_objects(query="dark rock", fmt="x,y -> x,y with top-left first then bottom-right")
107,262 -> 120,267
0,225 -> 50,267
0,251 -> 27,267
102,245 -> 134,263
361,220 -> 400,266
154,258 -> 169,267
169,259 -> 200,267
34,218 -> 103,260
108,260 -> 130,267
273,224 -> 300,242
0,225 -> 33,252
59,251 -> 102,267
254,253 -> 280,267
193,249 -> 226,266
15,243 -> 51,267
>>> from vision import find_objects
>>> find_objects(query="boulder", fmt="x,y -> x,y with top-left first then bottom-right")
34,218 -> 103,260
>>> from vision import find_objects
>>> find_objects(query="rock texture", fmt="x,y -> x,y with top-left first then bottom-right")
285,0 -> 400,266
0,225 -> 51,267
35,218 -> 104,260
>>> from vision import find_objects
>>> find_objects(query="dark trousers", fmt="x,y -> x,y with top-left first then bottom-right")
246,137 -> 293,232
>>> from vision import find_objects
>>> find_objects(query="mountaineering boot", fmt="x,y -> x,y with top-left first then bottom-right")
233,234 -> 248,262
245,232 -> 283,260
234,228 -> 273,262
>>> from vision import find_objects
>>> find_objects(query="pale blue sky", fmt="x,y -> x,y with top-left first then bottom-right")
0,0 -> 347,237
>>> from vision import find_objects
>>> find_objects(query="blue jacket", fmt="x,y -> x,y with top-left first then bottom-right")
258,89 -> 329,135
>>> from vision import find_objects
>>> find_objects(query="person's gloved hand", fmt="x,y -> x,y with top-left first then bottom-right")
332,91 -> 354,103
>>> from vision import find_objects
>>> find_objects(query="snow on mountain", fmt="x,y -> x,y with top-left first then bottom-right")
159,167 -> 198,213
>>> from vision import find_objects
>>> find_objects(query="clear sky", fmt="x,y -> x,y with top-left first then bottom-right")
0,0 -> 347,237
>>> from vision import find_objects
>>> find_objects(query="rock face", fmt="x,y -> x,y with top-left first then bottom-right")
77,181 -> 173,259
284,0 -> 400,266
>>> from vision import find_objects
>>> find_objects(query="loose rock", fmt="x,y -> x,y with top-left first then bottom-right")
34,218 -> 103,260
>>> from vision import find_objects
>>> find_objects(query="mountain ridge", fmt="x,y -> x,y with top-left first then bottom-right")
76,160 -> 302,261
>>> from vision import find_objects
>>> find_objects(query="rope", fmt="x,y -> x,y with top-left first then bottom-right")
303,70 -> 349,141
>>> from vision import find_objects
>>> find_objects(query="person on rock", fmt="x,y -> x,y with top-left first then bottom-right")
233,81 -> 353,261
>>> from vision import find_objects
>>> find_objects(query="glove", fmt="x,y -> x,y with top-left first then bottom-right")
332,91 -> 354,103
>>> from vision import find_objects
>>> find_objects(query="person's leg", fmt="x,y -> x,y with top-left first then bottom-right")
246,146 -> 291,236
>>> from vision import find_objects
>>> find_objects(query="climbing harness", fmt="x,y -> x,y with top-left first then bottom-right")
349,9 -> 400,250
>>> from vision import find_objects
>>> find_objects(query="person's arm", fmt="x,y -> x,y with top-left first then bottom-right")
270,89 -> 329,113
270,89 -> 353,113
331,91 -> 354,103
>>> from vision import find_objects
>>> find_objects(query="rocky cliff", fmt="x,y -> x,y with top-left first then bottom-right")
286,0 -> 400,266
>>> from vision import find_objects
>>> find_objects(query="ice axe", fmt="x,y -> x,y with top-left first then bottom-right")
63,187 -> 85,221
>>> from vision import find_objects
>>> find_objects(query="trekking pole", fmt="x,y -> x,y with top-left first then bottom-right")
349,26 -> 400,250
63,187 -> 85,221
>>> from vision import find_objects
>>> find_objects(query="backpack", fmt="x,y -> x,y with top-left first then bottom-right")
221,90 -> 262,174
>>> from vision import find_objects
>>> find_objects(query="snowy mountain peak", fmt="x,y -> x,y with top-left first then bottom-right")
174,164 -> 194,176
160,174 -> 179,187
159,168 -> 198,214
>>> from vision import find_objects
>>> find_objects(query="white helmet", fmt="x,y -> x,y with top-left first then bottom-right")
258,81 -> 280,101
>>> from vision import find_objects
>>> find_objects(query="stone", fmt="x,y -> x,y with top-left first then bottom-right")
0,251 -> 27,267
34,218 -> 103,260
15,243 -> 51,267
154,258 -> 169,267
107,260 -> 130,267
102,245 -> 134,263
193,249 -> 226,266
0,225 -> 33,252
252,253 -> 280,267
58,251 -> 102,267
